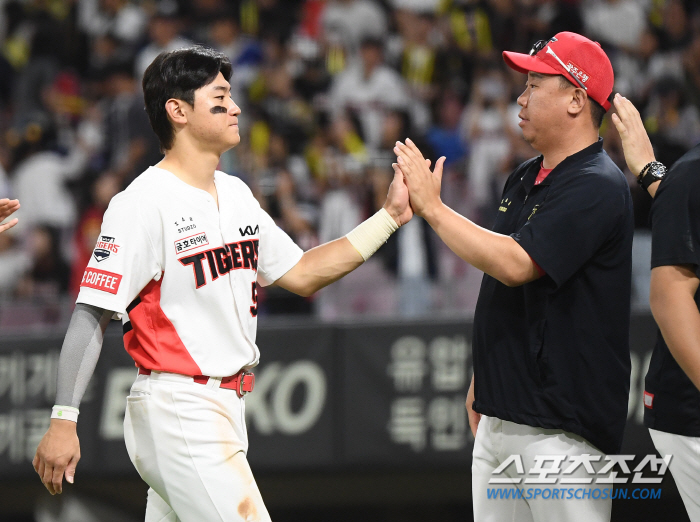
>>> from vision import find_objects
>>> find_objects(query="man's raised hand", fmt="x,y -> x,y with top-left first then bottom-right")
383,167 -> 413,227
393,138 -> 446,219
611,94 -> 656,177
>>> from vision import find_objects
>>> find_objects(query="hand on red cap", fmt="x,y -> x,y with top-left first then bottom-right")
611,93 -> 656,178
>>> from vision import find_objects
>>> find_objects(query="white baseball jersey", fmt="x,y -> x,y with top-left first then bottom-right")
76,166 -> 303,377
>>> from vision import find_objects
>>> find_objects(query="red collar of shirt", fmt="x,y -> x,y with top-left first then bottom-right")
535,164 -> 553,186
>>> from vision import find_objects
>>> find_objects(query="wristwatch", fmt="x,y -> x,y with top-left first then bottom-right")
638,161 -> 666,190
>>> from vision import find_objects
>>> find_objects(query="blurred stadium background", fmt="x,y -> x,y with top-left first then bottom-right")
0,0 -> 698,520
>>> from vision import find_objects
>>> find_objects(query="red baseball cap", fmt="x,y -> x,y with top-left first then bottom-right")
503,32 -> 614,111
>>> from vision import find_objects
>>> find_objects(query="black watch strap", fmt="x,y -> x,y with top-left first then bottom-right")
638,161 -> 666,190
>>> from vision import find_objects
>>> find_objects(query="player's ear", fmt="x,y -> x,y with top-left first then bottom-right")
567,89 -> 587,117
165,98 -> 188,126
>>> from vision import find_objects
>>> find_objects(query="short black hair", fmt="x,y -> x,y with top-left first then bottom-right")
558,76 -> 607,129
143,46 -> 232,151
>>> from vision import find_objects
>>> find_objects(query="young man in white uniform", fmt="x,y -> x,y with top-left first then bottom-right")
32,46 -> 414,521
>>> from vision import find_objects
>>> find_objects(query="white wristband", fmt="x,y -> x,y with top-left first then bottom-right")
51,405 -> 79,423
346,208 -> 399,261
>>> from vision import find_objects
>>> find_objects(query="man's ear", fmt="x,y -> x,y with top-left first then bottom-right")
164,98 -> 188,126
567,89 -> 587,117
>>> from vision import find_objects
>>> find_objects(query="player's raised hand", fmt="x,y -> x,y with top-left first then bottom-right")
383,167 -> 413,227
393,138 -> 446,219
33,419 -> 81,495
0,198 -> 20,234
611,94 -> 656,177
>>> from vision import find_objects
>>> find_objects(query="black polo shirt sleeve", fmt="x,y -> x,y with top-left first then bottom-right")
650,165 -> 700,274
512,174 -> 627,288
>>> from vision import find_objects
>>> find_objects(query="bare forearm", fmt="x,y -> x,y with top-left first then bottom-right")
423,203 -> 538,286
611,95 -> 660,198
275,237 -> 364,296
651,273 -> 700,392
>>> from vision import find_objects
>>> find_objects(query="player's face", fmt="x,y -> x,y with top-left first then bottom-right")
189,72 -> 241,152
516,72 -> 572,151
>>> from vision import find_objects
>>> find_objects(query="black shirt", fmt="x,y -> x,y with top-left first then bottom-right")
644,144 -> 700,436
472,139 -> 634,455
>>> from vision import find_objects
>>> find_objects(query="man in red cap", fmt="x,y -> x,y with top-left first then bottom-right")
394,32 -> 633,521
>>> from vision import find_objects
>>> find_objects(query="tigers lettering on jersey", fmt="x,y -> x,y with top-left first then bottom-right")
179,239 -> 259,288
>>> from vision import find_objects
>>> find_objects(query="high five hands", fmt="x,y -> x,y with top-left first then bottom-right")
392,139 -> 447,220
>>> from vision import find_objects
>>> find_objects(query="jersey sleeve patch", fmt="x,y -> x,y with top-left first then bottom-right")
80,268 -> 123,294
93,235 -> 120,262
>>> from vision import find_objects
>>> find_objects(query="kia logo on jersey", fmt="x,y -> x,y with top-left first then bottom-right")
239,225 -> 259,236
93,236 -> 120,262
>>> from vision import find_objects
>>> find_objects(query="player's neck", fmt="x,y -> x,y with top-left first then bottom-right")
539,126 -> 599,170
158,142 -> 220,196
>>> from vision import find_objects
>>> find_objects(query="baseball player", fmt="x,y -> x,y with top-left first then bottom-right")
394,32 -> 633,521
32,46 -> 413,521
613,93 -> 700,521
0,198 -> 20,233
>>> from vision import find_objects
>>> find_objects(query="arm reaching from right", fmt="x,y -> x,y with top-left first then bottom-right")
33,303 -> 113,494
611,94 -> 661,197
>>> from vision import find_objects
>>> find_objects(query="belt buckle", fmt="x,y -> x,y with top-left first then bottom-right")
238,370 -> 255,397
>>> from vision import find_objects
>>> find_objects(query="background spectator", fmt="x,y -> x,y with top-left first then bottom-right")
2,0 -> 700,327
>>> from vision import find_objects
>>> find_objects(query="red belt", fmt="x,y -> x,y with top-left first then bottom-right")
138,368 -> 255,398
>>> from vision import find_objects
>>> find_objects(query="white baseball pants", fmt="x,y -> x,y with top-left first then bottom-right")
123,371 -> 271,522
472,415 -> 611,522
649,428 -> 700,521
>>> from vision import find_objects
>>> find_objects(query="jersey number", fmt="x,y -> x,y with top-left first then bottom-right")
250,282 -> 258,317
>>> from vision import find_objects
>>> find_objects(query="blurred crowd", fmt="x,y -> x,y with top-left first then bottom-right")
0,0 -> 698,327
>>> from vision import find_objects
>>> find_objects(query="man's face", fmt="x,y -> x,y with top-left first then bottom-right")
360,45 -> 383,72
516,72 -> 573,150
186,72 -> 241,153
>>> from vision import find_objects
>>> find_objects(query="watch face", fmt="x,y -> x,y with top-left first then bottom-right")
650,166 -> 665,180
641,163 -> 666,189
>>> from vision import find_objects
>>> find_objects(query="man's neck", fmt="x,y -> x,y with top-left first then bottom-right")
540,127 -> 599,170
157,139 -> 221,196
363,64 -> 378,81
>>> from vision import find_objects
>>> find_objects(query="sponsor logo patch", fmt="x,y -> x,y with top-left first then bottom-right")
644,391 -> 654,409
566,61 -> 589,84
93,236 -> 120,262
175,231 -> 209,254
80,268 -> 122,294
